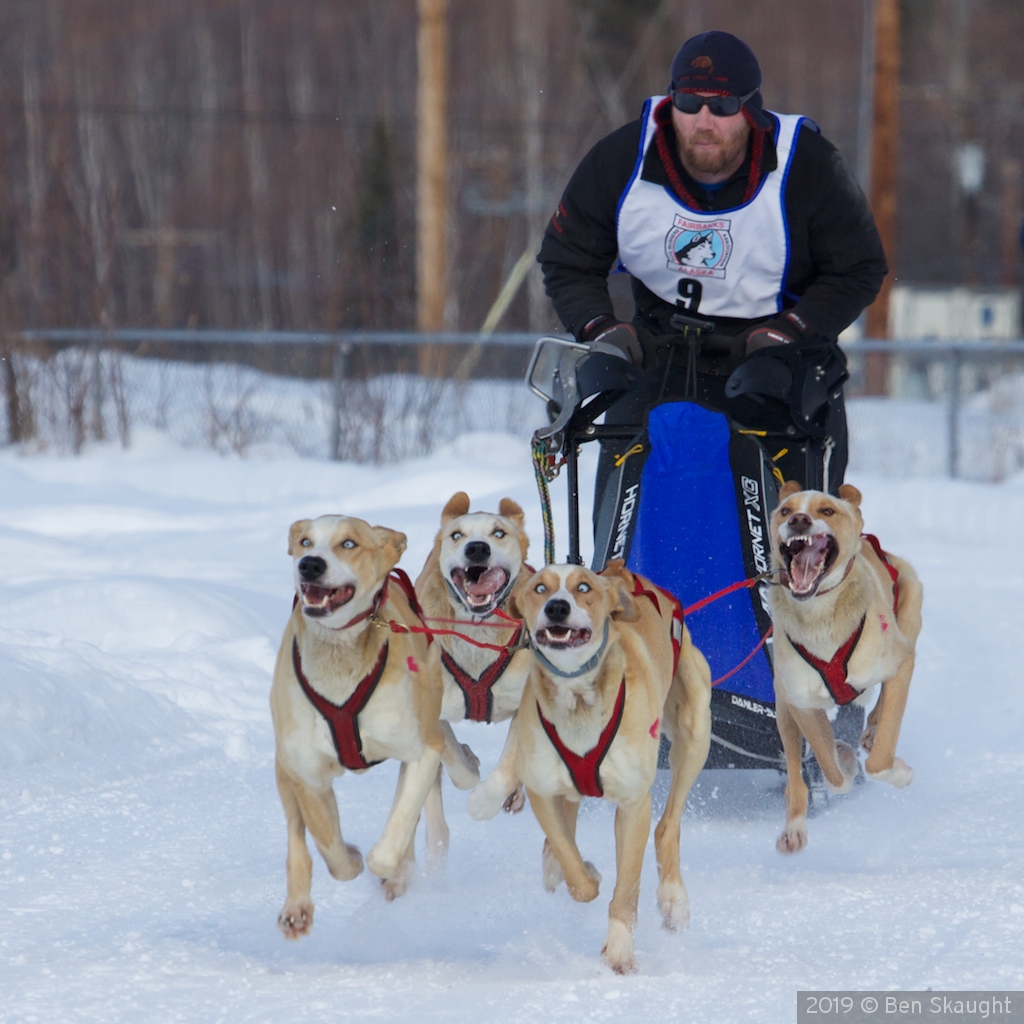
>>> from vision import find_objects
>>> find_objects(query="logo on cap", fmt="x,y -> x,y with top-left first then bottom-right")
690,56 -> 713,71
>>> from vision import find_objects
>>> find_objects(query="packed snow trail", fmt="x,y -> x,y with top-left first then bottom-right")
1,432 -> 1023,1023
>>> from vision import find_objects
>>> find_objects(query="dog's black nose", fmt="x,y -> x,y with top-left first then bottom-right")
544,598 -> 571,623
787,513 -> 812,533
298,556 -> 327,581
464,541 -> 491,565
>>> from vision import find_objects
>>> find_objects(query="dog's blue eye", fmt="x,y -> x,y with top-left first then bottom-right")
301,539 -> 312,548
578,583 -> 590,593
452,531 -> 462,541
821,508 -> 834,516
536,584 -> 546,594
493,529 -> 505,538
342,539 -> 356,549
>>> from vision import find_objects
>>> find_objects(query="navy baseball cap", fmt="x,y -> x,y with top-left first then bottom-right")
669,31 -> 772,130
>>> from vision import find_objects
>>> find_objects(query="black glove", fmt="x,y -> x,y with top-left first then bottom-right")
580,315 -> 644,365
739,310 -> 810,357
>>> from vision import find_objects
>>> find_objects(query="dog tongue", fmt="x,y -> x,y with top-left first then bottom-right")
790,535 -> 830,592
465,566 -> 506,597
303,585 -> 334,603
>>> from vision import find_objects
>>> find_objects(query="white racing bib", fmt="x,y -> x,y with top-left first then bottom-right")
616,97 -> 807,319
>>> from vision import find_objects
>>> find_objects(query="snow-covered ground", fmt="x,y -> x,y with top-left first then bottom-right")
2,429 -> 1023,1023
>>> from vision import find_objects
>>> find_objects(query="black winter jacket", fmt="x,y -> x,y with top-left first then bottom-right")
539,108 -> 887,343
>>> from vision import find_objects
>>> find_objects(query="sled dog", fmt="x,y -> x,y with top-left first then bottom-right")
511,560 -> 711,973
415,492 -> 535,826
768,482 -> 923,854
270,514 -> 478,938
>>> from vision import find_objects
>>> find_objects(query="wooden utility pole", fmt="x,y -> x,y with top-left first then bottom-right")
1001,159 -> 1022,288
417,0 -> 449,372
864,0 -> 900,394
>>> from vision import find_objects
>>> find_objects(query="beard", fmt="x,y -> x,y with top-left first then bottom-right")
678,124 -> 750,178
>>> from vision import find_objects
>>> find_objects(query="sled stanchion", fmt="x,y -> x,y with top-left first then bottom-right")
566,441 -> 583,566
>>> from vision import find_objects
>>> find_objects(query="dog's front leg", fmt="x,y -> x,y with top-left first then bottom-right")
527,789 -> 600,903
276,759 -> 363,938
863,656 -> 914,787
787,703 -> 858,795
423,764 -> 449,874
439,720 -> 481,790
367,746 -> 442,884
467,712 -> 524,820
654,655 -> 711,929
774,698 -> 810,854
603,794 -> 651,975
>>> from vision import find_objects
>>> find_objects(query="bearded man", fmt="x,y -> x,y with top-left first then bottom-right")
539,30 -> 886,568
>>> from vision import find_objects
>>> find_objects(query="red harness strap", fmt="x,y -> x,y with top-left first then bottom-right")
442,622 -> 524,723
537,678 -> 626,798
628,575 -> 684,675
861,533 -> 900,616
292,638 -> 388,770
788,616 -> 866,706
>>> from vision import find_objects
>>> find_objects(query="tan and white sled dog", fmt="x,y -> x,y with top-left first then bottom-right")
512,561 -> 711,974
415,492 -> 534,822
270,514 -> 479,939
768,482 -> 923,855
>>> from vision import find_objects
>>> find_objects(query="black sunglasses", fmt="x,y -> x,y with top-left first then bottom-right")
670,88 -> 756,117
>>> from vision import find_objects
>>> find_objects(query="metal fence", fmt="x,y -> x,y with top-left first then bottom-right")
3,329 -> 1024,480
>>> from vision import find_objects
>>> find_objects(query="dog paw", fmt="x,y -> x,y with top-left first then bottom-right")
461,742 -> 481,774
657,880 -> 690,932
323,843 -> 363,882
381,857 -> 416,901
542,839 -> 563,893
503,786 -> 526,814
277,899 -> 314,939
601,919 -> 637,975
859,723 -> 878,752
366,842 -> 401,880
866,756 -> 913,789
567,861 -> 602,903
824,742 -> 858,795
776,817 -> 808,854
467,779 -> 505,821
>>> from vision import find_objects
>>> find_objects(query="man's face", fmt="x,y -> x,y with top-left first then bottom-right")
672,92 -> 751,182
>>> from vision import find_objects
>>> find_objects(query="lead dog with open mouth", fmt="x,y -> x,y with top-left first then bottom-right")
768,482 -> 923,854
511,560 -> 711,973
415,493 -> 533,824
270,514 -> 479,939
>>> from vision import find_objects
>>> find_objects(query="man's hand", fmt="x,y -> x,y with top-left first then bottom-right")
739,311 -> 809,357
581,316 -> 644,365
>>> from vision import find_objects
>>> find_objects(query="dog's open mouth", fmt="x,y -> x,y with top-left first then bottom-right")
780,533 -> 839,599
450,566 -> 510,613
536,625 -> 592,649
300,583 -> 356,617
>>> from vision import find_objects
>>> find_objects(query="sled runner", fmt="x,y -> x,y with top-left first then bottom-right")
526,323 -> 864,773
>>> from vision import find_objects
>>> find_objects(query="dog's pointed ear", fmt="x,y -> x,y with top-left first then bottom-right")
838,484 -> 862,507
372,526 -> 407,570
507,571 -> 533,622
602,564 -> 640,622
498,498 -> 525,528
441,492 -> 471,522
778,480 -> 803,501
288,520 -> 312,555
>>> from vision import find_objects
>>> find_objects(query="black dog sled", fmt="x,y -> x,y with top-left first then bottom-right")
526,320 -> 864,773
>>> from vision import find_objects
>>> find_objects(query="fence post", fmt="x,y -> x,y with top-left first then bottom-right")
947,348 -> 961,478
330,339 -> 351,461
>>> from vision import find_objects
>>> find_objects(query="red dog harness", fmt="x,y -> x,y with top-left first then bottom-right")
627,575 -> 683,675
786,533 -> 900,706
292,638 -> 387,770
442,621 -> 524,723
537,678 -> 626,798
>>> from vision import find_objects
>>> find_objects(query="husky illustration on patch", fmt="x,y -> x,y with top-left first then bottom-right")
665,214 -> 733,279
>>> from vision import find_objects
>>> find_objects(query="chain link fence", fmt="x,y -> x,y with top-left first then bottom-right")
2,330 -> 1023,481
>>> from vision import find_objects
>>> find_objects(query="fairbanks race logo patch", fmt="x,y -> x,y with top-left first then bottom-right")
665,215 -> 732,279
